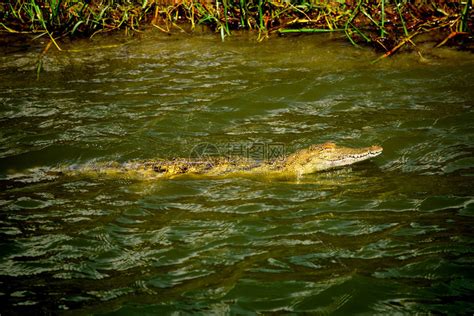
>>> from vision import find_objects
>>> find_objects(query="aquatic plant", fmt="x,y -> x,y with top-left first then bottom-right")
1,0 -> 472,53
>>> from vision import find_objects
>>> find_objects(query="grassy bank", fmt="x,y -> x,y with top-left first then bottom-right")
1,0 -> 472,52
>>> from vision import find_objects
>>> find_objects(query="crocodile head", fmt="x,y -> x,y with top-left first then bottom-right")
283,142 -> 383,175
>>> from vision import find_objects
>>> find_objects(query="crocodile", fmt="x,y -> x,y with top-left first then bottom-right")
62,142 -> 382,179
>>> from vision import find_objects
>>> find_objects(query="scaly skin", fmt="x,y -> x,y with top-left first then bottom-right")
63,142 -> 383,179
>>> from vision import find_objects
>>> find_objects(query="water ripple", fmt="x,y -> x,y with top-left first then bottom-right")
0,32 -> 473,314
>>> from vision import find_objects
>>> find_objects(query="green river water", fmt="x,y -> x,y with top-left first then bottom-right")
0,31 -> 473,314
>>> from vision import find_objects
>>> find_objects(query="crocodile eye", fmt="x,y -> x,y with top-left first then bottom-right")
322,142 -> 336,150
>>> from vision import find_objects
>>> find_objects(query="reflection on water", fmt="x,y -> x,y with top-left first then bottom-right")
0,31 -> 473,314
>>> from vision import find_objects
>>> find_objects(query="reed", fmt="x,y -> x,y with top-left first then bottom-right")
460,0 -> 472,32
1,0 -> 471,55
393,0 -> 408,37
380,0 -> 385,38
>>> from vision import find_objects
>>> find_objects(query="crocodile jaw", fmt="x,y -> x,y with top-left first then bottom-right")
288,143 -> 383,175
319,146 -> 383,170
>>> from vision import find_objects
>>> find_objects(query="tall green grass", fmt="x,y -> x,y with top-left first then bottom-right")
1,0 -> 471,50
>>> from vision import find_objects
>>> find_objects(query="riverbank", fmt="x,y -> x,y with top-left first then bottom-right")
1,1 -> 472,54
1,24 -> 474,314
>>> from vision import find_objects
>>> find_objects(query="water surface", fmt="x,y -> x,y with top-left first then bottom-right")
0,31 -> 473,314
